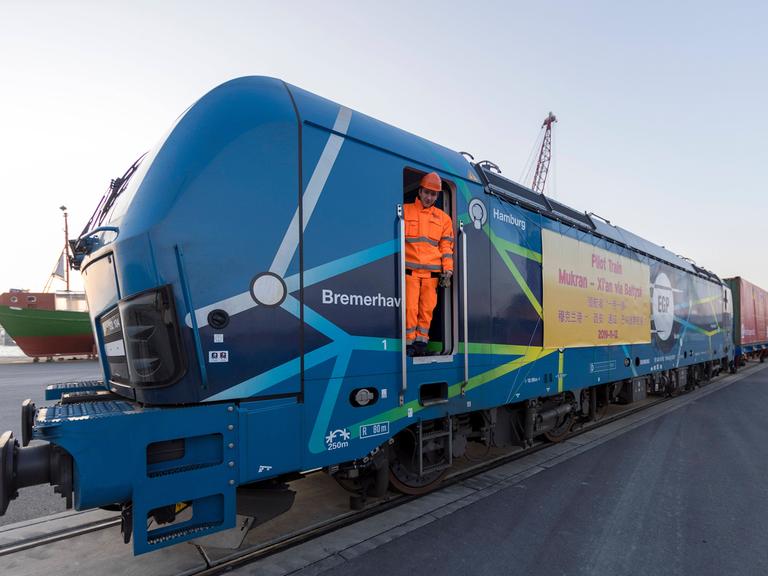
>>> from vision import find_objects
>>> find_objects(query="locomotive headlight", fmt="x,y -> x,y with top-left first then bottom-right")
117,285 -> 185,387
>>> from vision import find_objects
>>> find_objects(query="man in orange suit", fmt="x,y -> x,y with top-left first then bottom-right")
404,172 -> 454,356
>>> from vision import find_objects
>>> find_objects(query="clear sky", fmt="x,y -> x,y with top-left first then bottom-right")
1,0 -> 766,293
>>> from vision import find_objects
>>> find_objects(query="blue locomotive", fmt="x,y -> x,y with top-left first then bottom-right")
0,77 -> 734,554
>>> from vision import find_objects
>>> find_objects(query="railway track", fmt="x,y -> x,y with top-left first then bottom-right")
0,515 -> 121,557
0,363 -> 758,575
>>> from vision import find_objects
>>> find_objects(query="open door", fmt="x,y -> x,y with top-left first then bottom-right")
397,168 -> 467,404
401,168 -> 458,355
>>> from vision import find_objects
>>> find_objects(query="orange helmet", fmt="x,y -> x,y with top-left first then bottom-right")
420,172 -> 442,192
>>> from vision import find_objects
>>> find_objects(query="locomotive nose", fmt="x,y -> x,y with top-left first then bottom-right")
0,403 -> 74,515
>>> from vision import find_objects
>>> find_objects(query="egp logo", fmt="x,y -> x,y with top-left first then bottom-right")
652,272 -> 674,340
325,428 -> 351,451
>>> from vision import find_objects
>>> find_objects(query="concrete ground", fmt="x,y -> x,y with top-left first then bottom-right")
1,363 -> 766,576
0,360 -> 101,526
280,366 -> 768,576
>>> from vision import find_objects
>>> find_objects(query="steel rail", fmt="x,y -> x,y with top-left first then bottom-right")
0,516 -> 121,557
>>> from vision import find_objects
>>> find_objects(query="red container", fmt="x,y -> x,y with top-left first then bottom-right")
727,277 -> 768,345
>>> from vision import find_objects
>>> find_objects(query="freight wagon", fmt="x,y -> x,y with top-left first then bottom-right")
724,276 -> 768,364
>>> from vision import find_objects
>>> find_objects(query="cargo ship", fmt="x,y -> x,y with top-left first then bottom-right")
0,207 -> 95,359
0,290 -> 94,358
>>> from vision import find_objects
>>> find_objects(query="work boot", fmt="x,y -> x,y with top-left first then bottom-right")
406,344 -> 416,357
413,342 -> 427,357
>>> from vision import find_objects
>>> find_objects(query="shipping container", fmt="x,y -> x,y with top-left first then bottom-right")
724,277 -> 768,360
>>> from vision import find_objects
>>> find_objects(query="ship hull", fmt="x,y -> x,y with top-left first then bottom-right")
0,305 -> 94,357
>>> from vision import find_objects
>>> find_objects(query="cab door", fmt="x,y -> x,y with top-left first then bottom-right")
397,169 -> 470,405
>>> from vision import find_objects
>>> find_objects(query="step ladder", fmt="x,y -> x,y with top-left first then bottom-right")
418,416 -> 453,476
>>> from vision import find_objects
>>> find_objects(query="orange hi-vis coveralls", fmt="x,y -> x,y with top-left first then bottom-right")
404,198 -> 454,345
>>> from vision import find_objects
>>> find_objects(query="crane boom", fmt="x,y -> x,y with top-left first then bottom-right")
531,112 -> 557,194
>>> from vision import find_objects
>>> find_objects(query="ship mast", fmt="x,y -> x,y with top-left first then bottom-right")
531,112 -> 557,194
60,206 -> 70,291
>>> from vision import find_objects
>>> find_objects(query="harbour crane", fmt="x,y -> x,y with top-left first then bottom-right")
531,112 -> 557,194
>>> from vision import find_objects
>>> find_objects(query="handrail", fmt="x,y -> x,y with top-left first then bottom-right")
71,226 -> 121,269
397,204 -> 407,407
77,226 -> 119,242
460,222 -> 469,395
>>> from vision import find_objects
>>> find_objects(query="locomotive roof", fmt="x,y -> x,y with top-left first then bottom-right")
476,166 -> 721,284
81,76 -> 722,288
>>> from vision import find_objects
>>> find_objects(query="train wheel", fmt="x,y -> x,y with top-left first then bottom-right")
544,413 -> 574,442
388,427 -> 447,495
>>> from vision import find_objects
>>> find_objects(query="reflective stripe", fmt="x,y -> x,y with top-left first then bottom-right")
405,236 -> 439,246
406,327 -> 417,333
441,236 -> 454,242
442,254 -> 453,259
415,335 -> 429,343
405,261 -> 442,271
416,325 -> 428,332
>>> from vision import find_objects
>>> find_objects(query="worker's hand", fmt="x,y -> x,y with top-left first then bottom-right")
439,271 -> 453,288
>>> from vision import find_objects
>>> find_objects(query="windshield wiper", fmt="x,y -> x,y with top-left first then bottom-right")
70,153 -> 147,269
